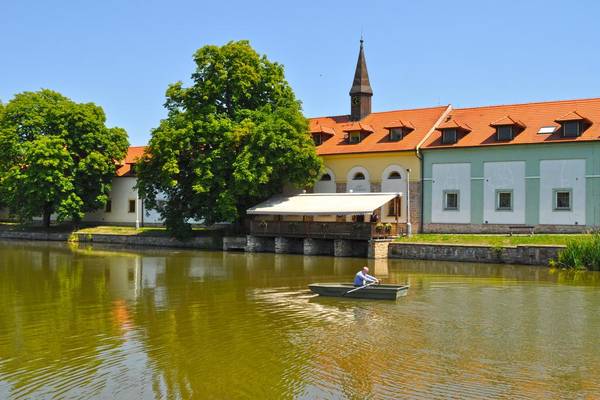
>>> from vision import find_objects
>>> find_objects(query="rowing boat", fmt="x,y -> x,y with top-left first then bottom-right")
308,283 -> 409,300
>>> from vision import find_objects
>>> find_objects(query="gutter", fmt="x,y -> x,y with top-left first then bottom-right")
415,105 -> 453,233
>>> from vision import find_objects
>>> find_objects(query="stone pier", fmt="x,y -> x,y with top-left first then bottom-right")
303,238 -> 334,256
367,239 -> 391,259
334,239 -> 368,257
246,235 -> 275,252
274,237 -> 304,254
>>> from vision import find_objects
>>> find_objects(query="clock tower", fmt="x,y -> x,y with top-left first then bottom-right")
349,39 -> 373,121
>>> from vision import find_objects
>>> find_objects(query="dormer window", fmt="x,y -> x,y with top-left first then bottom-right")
313,134 -> 323,146
389,128 -> 403,141
555,111 -> 591,138
348,132 -> 361,144
562,121 -> 580,138
442,129 -> 457,144
490,116 -> 525,142
496,126 -> 514,141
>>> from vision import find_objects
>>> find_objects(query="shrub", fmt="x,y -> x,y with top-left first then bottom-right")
554,233 -> 600,271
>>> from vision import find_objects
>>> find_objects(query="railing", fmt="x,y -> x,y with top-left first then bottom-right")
250,220 -> 400,240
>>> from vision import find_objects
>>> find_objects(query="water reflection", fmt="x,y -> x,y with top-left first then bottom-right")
0,240 -> 599,399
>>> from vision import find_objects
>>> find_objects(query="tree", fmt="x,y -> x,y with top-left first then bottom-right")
137,40 -> 322,238
0,90 -> 129,227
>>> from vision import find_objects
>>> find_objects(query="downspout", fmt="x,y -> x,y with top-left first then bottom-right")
415,104 -> 453,233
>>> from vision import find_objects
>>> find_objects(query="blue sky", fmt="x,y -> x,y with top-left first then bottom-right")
2,0 -> 600,145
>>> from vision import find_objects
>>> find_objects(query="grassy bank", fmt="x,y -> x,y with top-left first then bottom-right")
0,222 -> 213,237
395,233 -> 586,247
553,233 -> 600,271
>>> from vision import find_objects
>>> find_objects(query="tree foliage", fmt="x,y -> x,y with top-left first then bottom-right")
137,40 -> 322,238
0,90 -> 129,226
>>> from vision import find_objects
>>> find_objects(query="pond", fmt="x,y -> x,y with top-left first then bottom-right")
0,240 -> 599,399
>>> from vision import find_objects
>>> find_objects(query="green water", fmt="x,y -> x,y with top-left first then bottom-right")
1,240 -> 600,399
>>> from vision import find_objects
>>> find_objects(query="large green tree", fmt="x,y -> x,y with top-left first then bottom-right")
137,40 -> 322,238
0,90 -> 129,226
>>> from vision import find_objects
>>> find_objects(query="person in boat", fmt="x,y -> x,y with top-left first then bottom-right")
354,266 -> 379,287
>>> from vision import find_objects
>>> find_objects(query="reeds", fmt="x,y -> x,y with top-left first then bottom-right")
553,233 -> 600,271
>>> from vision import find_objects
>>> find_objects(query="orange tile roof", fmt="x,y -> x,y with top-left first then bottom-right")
489,115 -> 525,128
341,122 -> 375,133
437,118 -> 472,132
383,119 -> 415,131
423,97 -> 600,149
309,106 -> 449,155
116,146 -> 146,176
555,110 -> 589,123
310,124 -> 336,135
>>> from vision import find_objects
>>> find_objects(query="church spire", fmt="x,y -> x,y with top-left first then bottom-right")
349,38 -> 373,120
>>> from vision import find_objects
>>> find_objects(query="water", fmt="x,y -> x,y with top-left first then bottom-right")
0,240 -> 599,399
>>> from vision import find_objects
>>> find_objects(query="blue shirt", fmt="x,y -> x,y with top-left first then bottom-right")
354,271 -> 377,286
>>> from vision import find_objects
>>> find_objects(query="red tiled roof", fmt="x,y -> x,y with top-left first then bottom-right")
309,106 -> 449,155
555,110 -> 590,123
423,98 -> 600,149
383,119 -> 415,131
437,118 -> 472,132
310,124 -> 336,135
489,115 -> 525,129
116,146 -> 146,176
341,122 -> 375,133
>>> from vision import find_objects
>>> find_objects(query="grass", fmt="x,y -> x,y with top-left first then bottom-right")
553,233 -> 600,271
394,233 -> 589,247
0,222 -> 213,237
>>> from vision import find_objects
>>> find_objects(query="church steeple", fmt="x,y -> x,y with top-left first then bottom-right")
349,38 -> 373,121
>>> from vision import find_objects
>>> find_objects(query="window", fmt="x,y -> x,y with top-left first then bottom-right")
353,172 -> 365,180
313,134 -> 322,146
320,173 -> 332,181
553,189 -> 572,210
348,132 -> 361,144
496,190 -> 513,211
388,171 -> 402,180
562,121 -> 580,138
442,129 -> 457,144
388,197 -> 402,217
389,128 -> 403,141
105,200 -> 112,213
496,126 -> 513,141
128,199 -> 136,213
443,190 -> 459,210
538,126 -> 557,134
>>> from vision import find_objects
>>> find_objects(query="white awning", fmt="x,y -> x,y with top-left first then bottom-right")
247,192 -> 401,216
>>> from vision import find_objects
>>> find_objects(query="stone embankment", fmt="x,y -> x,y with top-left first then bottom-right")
0,230 -> 222,250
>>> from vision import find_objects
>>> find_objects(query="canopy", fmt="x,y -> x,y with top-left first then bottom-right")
247,192 -> 401,216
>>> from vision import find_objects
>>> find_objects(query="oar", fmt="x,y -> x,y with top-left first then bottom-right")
344,281 -> 378,295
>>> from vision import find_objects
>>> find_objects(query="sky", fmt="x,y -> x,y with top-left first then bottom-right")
2,0 -> 600,145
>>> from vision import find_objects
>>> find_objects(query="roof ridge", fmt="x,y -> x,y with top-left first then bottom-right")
309,104 -> 449,120
455,96 -> 600,111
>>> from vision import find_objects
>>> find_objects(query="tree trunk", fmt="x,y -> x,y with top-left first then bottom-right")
42,203 -> 52,228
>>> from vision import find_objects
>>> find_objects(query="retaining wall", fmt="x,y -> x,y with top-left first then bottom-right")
389,242 -> 563,265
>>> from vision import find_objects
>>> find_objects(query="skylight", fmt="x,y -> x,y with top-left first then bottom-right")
538,126 -> 557,134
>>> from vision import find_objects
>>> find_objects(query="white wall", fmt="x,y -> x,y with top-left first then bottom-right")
346,166 -> 371,193
431,163 -> 471,223
381,165 -> 408,223
483,161 -> 525,224
539,159 -> 586,225
84,177 -> 139,225
313,167 -> 336,193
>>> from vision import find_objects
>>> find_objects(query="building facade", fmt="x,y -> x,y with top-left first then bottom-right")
421,99 -> 600,232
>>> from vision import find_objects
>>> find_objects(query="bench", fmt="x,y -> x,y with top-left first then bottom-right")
508,225 -> 535,236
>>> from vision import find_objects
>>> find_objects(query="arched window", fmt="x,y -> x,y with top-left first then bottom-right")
320,173 -> 332,181
353,172 -> 366,180
388,171 -> 402,180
